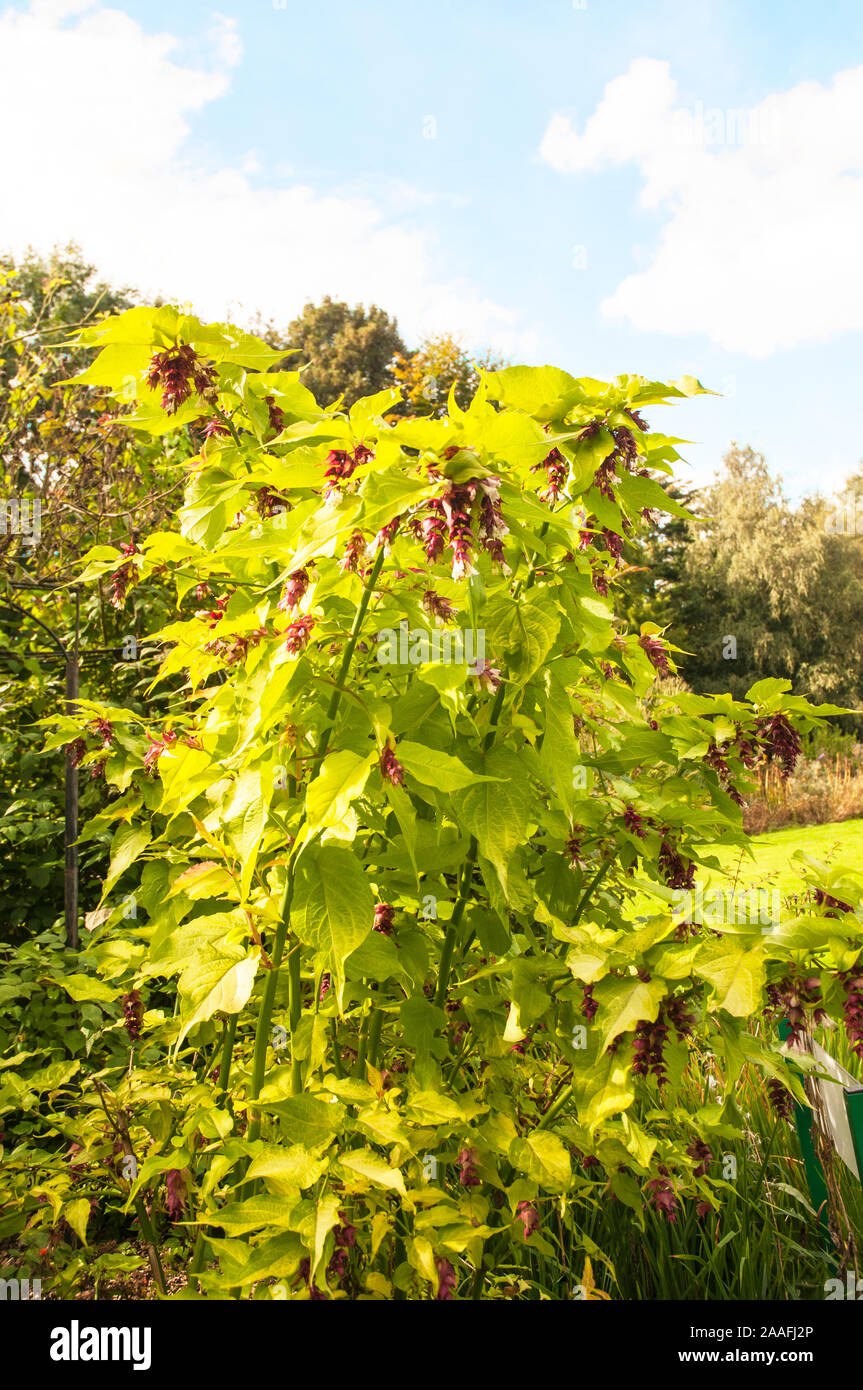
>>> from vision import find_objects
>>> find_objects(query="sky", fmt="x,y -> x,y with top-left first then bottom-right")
1,0 -> 862,499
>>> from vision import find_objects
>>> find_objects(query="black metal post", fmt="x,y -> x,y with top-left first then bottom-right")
64,589 -> 80,949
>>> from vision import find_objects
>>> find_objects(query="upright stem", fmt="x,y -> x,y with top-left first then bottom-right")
366,1008 -> 384,1069
435,678 -> 508,1008
246,545 -> 388,1137
435,844 -> 478,1008
217,1014 -> 237,1104
288,942 -> 303,1093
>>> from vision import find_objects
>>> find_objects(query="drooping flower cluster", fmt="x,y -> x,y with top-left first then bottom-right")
602,528 -> 624,562
581,984 -> 598,1022
146,344 -> 217,414
456,1147 -> 481,1188
264,395 -> 284,436
374,516 -> 401,553
422,589 -> 456,623
340,530 -> 367,574
537,447 -> 568,505
755,713 -> 801,779
516,1201 -> 540,1238
122,990 -> 144,1041
89,717 -> 114,748
565,829 -> 583,868
686,1139 -> 713,1178
592,423 -> 640,499
664,995 -> 696,1039
591,564 -> 609,597
373,903 -> 394,935
623,805 -> 646,838
764,974 -> 826,1047
111,542 -> 138,610
632,1016 -> 670,1087
440,488 -> 475,580
143,728 -> 178,774
284,616 -> 315,655
165,1168 -> 189,1220
67,737 -> 87,769
645,1171 -> 678,1223
767,1078 -> 794,1121
205,625 -> 269,667
658,837 -> 695,891
631,996 -> 695,1088
293,1259 -> 327,1299
379,742 -> 405,787
625,408 -> 649,432
702,741 -> 745,807
256,486 -> 288,518
470,659 -> 502,693
638,633 -> 670,677
277,569 -> 310,614
838,970 -> 863,1058
477,484 -> 508,569
413,476 -> 509,580
734,725 -> 759,768
323,443 -> 374,500
327,1214 -> 357,1284
435,1257 -> 457,1300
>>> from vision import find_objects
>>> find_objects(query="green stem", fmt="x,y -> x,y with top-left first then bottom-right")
217,1014 -> 237,1104
573,855 -> 615,924
435,678 -> 509,1006
188,1013 -> 239,1282
133,1194 -> 167,1296
435,844 -> 478,1008
355,1013 -> 370,1078
288,942 -> 303,1094
211,402 -> 243,450
366,1008 -> 384,1069
536,1081 -> 574,1130
329,1019 -> 345,1078
248,870 -> 296,1142
247,545 -> 388,1135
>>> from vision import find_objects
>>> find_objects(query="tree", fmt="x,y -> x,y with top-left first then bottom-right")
626,444 -> 863,717
0,243 -> 135,389
272,296 -> 407,408
393,332 -> 505,414
0,252 -> 187,941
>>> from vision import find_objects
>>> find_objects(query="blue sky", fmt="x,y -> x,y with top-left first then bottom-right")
2,0 -> 863,498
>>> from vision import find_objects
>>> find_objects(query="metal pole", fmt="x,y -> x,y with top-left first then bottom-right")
64,589 -> 80,949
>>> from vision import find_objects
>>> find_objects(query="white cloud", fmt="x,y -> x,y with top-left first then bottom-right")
540,58 -> 863,356
207,13 -> 242,70
0,1 -> 534,356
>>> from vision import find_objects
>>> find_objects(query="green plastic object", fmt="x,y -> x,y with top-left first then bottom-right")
778,1020 -> 863,1249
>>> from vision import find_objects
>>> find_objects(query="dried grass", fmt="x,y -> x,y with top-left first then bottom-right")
742,748 -> 863,834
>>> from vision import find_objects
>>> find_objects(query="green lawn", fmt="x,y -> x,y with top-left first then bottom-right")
705,818 -> 863,893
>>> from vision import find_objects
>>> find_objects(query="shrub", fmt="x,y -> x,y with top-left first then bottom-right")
17,308 -> 863,1299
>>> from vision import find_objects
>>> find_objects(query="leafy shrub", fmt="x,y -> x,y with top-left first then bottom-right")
5,307 -> 862,1300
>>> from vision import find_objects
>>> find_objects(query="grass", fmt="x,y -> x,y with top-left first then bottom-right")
706,819 -> 863,894
556,820 -> 863,1301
